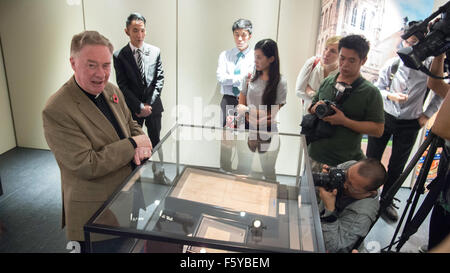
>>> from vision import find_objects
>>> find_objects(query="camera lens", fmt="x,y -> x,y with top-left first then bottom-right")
315,104 -> 328,119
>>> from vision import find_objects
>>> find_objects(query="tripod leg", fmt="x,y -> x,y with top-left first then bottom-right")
395,135 -> 439,251
384,133 -> 436,251
396,136 -> 446,251
386,175 -> 426,251
381,132 -> 435,212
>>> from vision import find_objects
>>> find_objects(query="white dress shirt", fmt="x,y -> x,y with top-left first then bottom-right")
376,56 -> 443,119
129,42 -> 146,67
216,46 -> 255,96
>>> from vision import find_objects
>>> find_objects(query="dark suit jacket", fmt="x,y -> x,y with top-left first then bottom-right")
113,43 -> 164,116
42,76 -> 144,241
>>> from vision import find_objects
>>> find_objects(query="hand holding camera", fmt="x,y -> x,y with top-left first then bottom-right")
310,100 -> 335,117
322,104 -> 348,126
310,100 -> 347,125
314,167 -> 346,212
318,186 -> 338,212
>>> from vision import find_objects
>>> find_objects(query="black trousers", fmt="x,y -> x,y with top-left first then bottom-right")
134,114 -> 162,147
220,95 -> 239,127
428,145 -> 450,250
429,202 -> 450,249
366,112 -> 422,198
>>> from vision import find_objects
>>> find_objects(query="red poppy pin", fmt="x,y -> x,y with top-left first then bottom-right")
111,94 -> 119,104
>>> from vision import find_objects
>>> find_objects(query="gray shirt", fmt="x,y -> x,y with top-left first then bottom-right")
241,76 -> 287,131
319,160 -> 379,253
376,57 -> 443,119
241,76 -> 287,107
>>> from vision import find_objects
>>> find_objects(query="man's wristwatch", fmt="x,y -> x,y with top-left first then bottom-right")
140,103 -> 145,113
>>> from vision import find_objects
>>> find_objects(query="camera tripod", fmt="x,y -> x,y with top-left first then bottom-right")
353,130 -> 448,252
381,130 -> 447,252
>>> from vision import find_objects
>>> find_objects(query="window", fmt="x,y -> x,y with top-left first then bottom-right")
351,6 -> 357,26
321,11 -> 325,31
328,5 -> 333,28
360,10 -> 367,30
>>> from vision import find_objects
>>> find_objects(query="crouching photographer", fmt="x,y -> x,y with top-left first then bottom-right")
315,158 -> 387,253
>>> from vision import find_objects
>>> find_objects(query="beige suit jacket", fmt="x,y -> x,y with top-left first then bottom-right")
42,76 -> 144,241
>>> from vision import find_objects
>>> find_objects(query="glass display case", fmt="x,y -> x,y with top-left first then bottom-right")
84,124 -> 325,253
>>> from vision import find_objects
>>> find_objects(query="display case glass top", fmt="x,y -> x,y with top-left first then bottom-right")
85,124 -> 324,253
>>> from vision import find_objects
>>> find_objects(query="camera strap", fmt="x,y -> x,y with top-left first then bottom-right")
334,76 -> 364,105
387,59 -> 401,91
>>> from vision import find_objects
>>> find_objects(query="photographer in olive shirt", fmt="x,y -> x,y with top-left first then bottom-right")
308,35 -> 384,171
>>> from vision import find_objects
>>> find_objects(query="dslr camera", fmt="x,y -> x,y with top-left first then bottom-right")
397,1 -> 450,76
300,99 -> 339,143
313,168 -> 346,191
315,100 -> 337,119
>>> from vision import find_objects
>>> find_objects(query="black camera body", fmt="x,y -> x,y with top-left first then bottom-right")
300,78 -> 363,143
315,100 -> 337,119
312,168 -> 346,192
300,100 -> 342,143
397,2 -> 450,73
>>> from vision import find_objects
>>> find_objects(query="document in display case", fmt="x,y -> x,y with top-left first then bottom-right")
187,215 -> 247,253
84,124 -> 325,253
170,167 -> 278,217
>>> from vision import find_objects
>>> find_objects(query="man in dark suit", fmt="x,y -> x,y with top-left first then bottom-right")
114,12 -> 169,183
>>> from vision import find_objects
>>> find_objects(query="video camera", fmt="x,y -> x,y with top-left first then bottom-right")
312,168 -> 346,192
397,1 -> 450,78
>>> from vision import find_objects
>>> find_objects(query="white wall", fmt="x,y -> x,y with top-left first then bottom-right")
0,39 -> 16,154
83,0 -> 177,142
177,0 -> 321,134
0,0 -> 321,151
177,0 -> 279,127
0,0 -> 84,149
278,0 -> 321,134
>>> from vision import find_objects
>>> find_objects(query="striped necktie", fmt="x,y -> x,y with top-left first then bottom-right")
232,51 -> 245,96
136,49 -> 146,86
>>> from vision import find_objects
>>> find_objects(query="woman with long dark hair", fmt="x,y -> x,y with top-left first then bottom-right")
234,39 -> 287,180
237,39 -> 287,132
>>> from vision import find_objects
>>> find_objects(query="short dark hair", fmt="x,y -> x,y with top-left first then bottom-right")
357,158 -> 387,191
338,34 -> 370,60
232,19 -> 253,35
126,12 -> 146,28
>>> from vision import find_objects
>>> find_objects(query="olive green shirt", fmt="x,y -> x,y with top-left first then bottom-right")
308,73 -> 384,166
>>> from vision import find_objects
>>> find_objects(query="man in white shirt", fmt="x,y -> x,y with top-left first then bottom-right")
217,19 -> 255,127
366,29 -> 443,222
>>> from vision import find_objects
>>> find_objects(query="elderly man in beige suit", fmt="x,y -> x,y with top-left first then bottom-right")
42,31 -> 152,252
